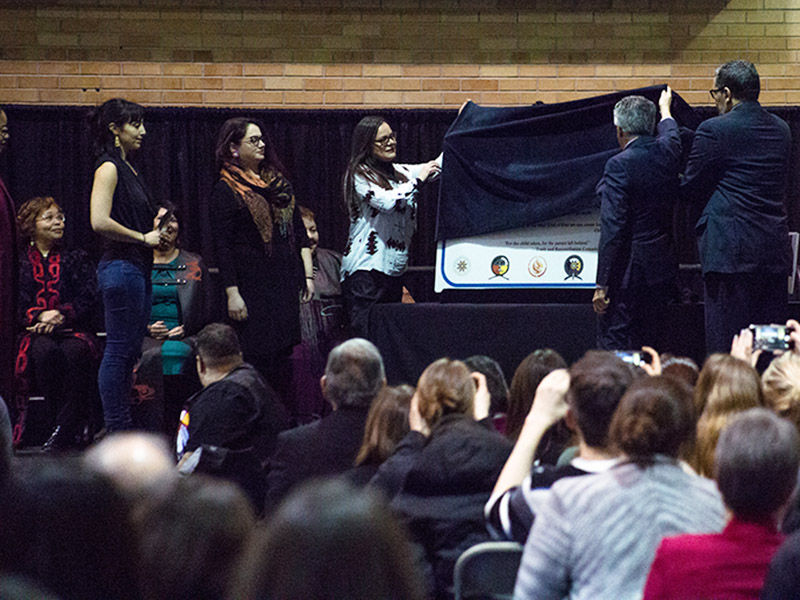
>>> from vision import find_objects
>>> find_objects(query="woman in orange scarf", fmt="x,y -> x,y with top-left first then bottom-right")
212,118 -> 313,415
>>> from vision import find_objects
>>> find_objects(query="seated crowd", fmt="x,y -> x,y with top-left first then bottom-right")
4,321 -> 800,599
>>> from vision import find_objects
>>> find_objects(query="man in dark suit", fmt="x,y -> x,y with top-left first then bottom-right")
594,88 -> 681,350
681,60 -> 792,355
265,338 -> 385,510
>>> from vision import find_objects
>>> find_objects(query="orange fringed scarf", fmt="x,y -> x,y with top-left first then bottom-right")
220,163 -> 296,254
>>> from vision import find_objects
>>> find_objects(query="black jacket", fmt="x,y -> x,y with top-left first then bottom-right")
389,414 -> 512,600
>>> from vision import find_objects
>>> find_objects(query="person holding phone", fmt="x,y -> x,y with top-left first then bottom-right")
90,98 -> 167,433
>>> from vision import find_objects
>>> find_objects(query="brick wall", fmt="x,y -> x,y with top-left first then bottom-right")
1,0 -> 799,108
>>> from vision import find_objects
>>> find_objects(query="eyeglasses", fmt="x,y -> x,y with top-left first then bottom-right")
374,132 -> 397,148
38,214 -> 66,224
709,87 -> 725,99
246,135 -> 264,146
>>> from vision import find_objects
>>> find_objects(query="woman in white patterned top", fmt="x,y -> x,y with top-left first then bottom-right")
340,116 -> 442,337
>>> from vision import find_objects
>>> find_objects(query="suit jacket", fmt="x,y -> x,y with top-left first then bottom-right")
681,100 -> 792,275
596,118 -> 681,290
643,517 -> 784,600
265,405 -> 369,509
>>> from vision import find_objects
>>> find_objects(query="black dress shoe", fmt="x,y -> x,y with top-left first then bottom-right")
42,426 -> 89,453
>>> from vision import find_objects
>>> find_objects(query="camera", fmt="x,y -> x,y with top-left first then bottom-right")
749,324 -> 793,352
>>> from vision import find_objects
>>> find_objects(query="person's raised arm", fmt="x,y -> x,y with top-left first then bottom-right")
489,369 -> 570,504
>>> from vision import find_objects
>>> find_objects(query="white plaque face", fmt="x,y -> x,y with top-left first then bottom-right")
435,209 -> 600,292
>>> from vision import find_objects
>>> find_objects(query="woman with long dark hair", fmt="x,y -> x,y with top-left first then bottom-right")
212,118 -> 313,409
90,98 -> 166,432
340,116 -> 442,337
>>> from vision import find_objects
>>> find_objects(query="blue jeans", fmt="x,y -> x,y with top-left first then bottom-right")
97,259 -> 151,431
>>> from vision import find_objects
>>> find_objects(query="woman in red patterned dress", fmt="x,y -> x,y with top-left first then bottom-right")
14,196 -> 99,450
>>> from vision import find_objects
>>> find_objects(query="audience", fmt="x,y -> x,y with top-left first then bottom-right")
464,354 -> 510,431
692,353 -> 764,476
487,351 -> 634,543
177,322 -> 288,512
347,383 -> 413,486
376,358 -> 512,600
83,431 -> 176,504
644,408 -> 798,599
266,338 -> 386,509
0,459 -> 140,600
514,376 -> 726,600
762,351 -> 800,431
231,478 -> 425,600
137,476 -> 255,600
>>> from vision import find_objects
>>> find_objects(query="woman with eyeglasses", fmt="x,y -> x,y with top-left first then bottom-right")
14,196 -> 99,450
90,98 -> 167,433
212,118 -> 313,410
341,116 -> 442,337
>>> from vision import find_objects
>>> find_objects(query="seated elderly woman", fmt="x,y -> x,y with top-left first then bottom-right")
13,196 -> 99,450
374,358 -> 512,600
133,211 -> 207,435
514,376 -> 727,600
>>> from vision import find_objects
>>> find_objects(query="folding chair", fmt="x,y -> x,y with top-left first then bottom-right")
453,541 -> 524,600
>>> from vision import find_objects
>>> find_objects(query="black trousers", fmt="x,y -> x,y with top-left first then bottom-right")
597,282 -> 674,352
704,272 -> 788,356
342,270 -> 403,339
26,334 -> 94,435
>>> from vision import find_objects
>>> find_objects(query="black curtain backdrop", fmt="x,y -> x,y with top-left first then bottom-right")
2,103 -> 800,292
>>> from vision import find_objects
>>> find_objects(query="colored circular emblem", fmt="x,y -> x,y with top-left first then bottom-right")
528,256 -> 547,278
491,255 -> 510,277
564,255 -> 583,280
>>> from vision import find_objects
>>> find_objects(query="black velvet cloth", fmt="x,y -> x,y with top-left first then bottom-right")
436,86 -> 701,240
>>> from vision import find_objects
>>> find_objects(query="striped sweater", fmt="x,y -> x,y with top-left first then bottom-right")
513,457 -> 726,600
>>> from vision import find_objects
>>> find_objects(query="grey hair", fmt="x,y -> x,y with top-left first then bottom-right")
324,338 -> 386,408
715,408 -> 800,521
613,95 -> 656,137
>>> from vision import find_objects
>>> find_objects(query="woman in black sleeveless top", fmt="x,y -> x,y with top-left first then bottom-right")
89,99 -> 166,432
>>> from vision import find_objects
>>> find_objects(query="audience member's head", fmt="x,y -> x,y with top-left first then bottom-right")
693,354 -> 764,476
231,478 -> 424,600
715,59 -> 760,102
762,352 -> 800,432
464,355 -> 509,416
567,351 -> 638,449
322,338 -> 385,409
83,432 -> 176,503
356,384 -> 413,467
506,349 -> 568,441
0,459 -> 139,600
610,375 -> 696,465
138,476 -> 255,600
613,95 -> 657,136
694,353 -> 763,417
715,408 -> 799,523
415,358 -> 475,428
660,354 -> 700,388
194,323 -> 244,385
